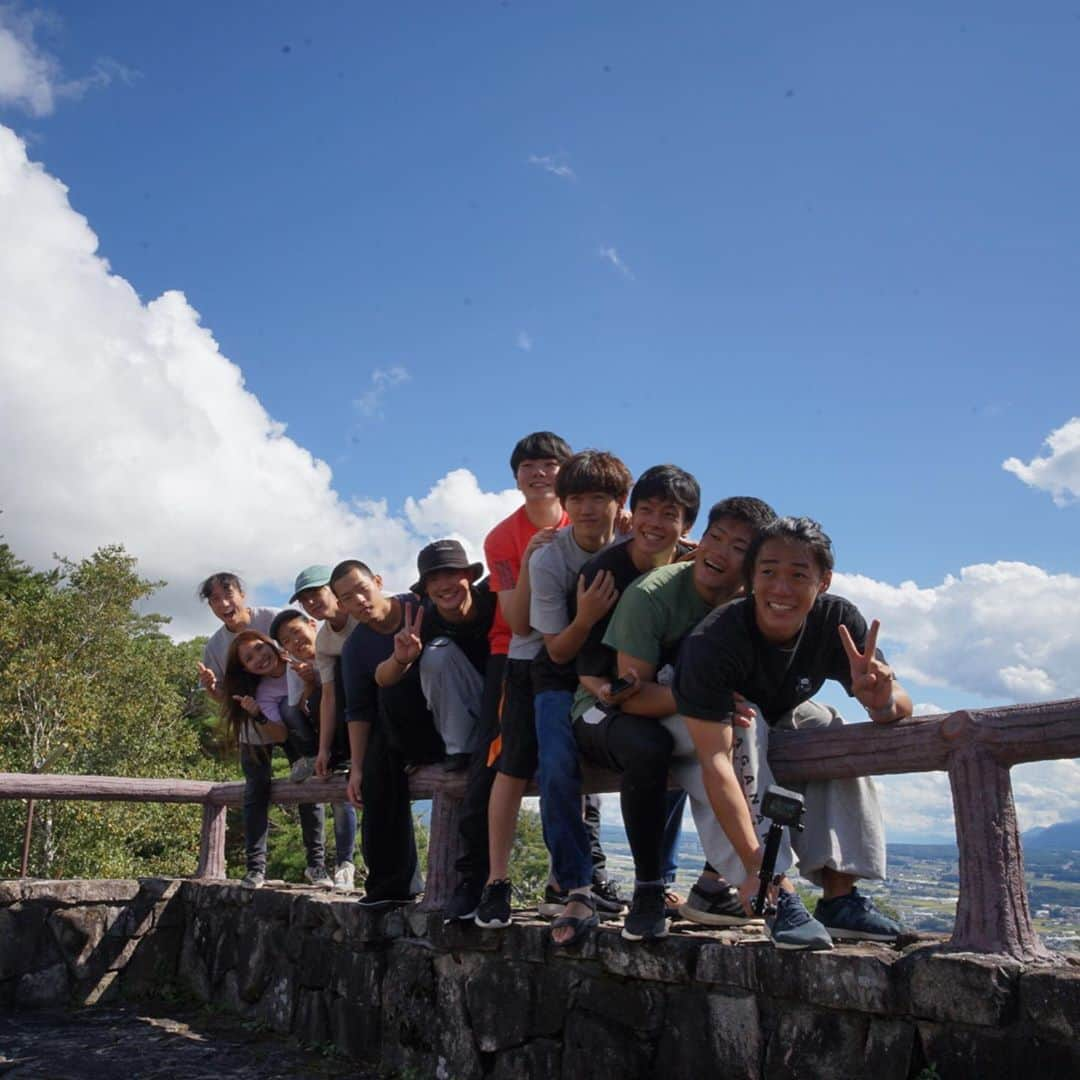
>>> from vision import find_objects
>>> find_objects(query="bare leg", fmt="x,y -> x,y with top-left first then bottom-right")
486,772 -> 528,882
821,867 -> 857,900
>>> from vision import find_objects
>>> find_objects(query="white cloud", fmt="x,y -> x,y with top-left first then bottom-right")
527,152 -> 575,180
597,245 -> 633,279
354,365 -> 411,418
516,330 -> 532,352
1003,416 -> 1080,505
833,562 -> 1080,703
0,125 -> 521,640
0,6 -> 135,116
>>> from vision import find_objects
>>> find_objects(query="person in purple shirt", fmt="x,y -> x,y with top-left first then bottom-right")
219,630 -> 329,891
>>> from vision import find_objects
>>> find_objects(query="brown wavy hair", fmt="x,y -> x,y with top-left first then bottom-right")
218,630 -> 285,750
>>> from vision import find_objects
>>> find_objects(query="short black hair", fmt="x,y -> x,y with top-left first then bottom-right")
706,496 -> 777,534
744,516 -> 835,589
198,572 -> 243,601
629,465 -> 701,532
329,559 -> 375,590
510,431 -> 573,474
268,608 -> 309,644
555,449 -> 633,503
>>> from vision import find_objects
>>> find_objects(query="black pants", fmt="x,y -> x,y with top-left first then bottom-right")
359,675 -> 444,898
575,710 -> 674,883
240,741 -> 325,874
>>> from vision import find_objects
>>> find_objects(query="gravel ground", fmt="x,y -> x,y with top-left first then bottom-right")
0,1003 -> 376,1079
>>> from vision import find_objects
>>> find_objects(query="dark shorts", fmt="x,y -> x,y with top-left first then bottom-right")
497,657 -> 538,779
573,703 -> 622,771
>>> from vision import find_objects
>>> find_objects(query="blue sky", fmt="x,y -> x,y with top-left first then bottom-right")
1,2 -> 1078,839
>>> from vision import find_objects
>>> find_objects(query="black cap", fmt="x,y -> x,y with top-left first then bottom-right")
410,539 -> 484,595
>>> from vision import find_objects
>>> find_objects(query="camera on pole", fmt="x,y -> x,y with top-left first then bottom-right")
751,785 -> 806,917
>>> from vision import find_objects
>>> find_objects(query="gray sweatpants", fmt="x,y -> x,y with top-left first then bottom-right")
664,700 -> 886,887
418,638 -> 487,756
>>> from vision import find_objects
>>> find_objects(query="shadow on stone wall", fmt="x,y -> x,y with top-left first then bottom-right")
1,879 -> 1077,1079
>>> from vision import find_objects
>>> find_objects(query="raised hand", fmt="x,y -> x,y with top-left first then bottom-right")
575,570 -> 619,626
232,694 -> 260,717
392,603 -> 424,667
287,657 -> 316,685
838,619 -> 895,712
524,526 -> 558,560
196,661 -> 217,694
614,507 -> 633,536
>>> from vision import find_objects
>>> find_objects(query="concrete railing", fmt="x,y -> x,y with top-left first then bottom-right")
2,696 -> 1078,962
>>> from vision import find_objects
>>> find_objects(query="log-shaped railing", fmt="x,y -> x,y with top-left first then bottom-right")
2,697 -> 1078,962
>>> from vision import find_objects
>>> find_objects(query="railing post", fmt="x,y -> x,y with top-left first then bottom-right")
195,802 -> 227,880
417,788 -> 463,913
945,713 -> 1050,961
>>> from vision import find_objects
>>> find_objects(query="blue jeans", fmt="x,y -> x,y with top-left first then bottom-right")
535,689 -> 592,891
332,801 -> 357,864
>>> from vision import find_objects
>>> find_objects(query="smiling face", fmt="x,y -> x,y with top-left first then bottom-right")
276,617 -> 317,661
751,537 -> 832,644
692,516 -> 756,602
630,496 -> 687,562
237,638 -> 284,677
563,491 -> 621,551
296,585 -> 338,622
423,567 -> 474,620
516,457 -> 561,504
207,581 -> 249,632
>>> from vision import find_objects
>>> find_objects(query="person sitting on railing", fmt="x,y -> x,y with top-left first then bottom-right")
673,516 -> 910,950
331,559 -> 425,909
575,496 -> 776,942
219,629 -> 331,891
269,608 -> 358,893
196,572 -> 279,703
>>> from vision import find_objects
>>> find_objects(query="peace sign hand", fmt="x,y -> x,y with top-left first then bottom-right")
838,619 -> 895,712
393,603 -> 424,667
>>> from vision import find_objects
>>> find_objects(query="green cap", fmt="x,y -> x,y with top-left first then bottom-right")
289,564 -> 332,603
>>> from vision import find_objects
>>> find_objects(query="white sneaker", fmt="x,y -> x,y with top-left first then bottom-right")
333,861 -> 355,891
304,865 -> 334,889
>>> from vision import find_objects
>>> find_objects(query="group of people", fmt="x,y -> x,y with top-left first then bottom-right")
197,431 -> 911,952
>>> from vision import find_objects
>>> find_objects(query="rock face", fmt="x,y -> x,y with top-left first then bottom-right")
2,879 -> 1078,1078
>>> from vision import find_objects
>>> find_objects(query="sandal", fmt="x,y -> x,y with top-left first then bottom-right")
551,890 -> 598,948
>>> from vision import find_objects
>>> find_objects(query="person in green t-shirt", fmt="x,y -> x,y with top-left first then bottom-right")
575,497 -> 775,940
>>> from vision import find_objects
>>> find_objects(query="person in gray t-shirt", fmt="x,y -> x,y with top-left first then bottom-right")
196,572 -> 279,702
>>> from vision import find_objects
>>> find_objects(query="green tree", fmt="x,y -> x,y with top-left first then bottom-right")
0,544 -> 220,878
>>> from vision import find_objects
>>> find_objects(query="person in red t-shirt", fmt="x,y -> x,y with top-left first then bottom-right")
442,431 -> 572,922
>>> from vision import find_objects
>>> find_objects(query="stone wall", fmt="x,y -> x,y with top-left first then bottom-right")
2,879 -> 1077,1078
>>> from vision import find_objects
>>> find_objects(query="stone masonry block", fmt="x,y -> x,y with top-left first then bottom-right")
1018,968 -> 1080,1042
904,951 -> 1021,1026
763,1001 -> 868,1080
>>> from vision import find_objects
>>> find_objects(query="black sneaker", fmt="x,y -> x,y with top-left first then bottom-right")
678,883 -> 764,927
538,883 -> 567,919
591,878 -> 627,914
443,878 -> 484,923
766,890 -> 833,951
621,883 -> 670,942
474,879 -> 513,929
814,887 -> 904,942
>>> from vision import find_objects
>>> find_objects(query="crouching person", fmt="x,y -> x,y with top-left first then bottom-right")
673,516 -> 910,950
219,630 -> 329,890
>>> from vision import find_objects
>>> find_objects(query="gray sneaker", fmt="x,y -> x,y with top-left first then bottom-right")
304,865 -> 334,889
766,890 -> 834,951
240,870 -> 265,890
814,887 -> 903,942
289,756 -> 317,783
679,883 -> 765,927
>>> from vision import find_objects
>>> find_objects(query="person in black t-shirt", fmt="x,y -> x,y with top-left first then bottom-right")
673,516 -> 913,950
375,539 -> 497,771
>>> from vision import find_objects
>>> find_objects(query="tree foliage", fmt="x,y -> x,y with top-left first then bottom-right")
0,542 -> 225,878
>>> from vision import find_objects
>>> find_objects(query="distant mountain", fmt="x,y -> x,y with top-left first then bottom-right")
1022,819 -> 1080,852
